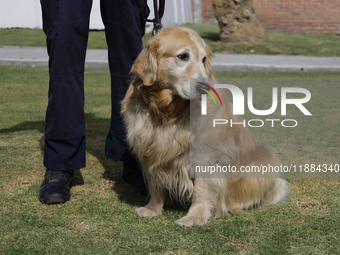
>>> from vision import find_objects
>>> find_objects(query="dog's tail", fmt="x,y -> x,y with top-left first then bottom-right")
261,178 -> 290,207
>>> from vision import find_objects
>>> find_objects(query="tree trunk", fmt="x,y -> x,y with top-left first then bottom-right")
213,0 -> 265,45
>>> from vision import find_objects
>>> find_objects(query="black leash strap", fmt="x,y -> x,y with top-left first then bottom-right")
140,0 -> 165,36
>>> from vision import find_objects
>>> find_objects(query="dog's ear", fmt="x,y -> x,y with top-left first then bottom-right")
131,40 -> 158,86
204,44 -> 215,79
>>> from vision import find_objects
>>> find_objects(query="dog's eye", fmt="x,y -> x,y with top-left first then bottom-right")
177,53 -> 189,61
202,56 -> 207,64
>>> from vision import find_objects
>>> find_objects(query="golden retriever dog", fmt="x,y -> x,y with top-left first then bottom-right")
121,27 -> 289,227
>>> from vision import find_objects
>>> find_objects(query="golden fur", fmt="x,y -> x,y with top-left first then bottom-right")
121,27 -> 289,227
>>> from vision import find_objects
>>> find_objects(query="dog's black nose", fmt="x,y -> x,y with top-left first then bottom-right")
196,82 -> 210,95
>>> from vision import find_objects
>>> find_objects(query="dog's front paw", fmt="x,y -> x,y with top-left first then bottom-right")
136,207 -> 162,218
175,215 -> 207,227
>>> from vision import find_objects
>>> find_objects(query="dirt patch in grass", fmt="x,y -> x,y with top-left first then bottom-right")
289,179 -> 339,216
293,199 -> 329,215
72,221 -> 91,232
224,239 -> 252,254
72,181 -> 113,200
2,173 -> 41,194
0,206 -> 8,216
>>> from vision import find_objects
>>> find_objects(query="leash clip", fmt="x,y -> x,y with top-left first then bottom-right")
152,21 -> 163,36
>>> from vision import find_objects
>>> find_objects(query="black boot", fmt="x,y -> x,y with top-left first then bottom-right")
123,162 -> 147,195
39,169 -> 73,204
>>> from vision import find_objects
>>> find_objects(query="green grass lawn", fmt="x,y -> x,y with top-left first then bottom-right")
1,23 -> 340,56
0,66 -> 339,254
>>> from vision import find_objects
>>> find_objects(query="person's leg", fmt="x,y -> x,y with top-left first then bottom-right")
40,0 -> 93,204
101,0 -> 148,194
101,0 -> 146,161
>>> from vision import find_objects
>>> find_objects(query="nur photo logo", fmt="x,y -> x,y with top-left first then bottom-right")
198,82 -> 312,128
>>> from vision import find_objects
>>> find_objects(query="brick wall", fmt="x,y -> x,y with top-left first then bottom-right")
202,0 -> 217,23
200,0 -> 340,35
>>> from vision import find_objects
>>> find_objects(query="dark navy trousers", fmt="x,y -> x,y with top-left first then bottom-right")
41,0 -> 147,170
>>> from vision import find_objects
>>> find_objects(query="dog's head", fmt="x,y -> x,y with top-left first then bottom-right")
131,27 -> 214,101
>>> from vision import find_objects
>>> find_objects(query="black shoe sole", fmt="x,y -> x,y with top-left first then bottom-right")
39,194 -> 70,205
